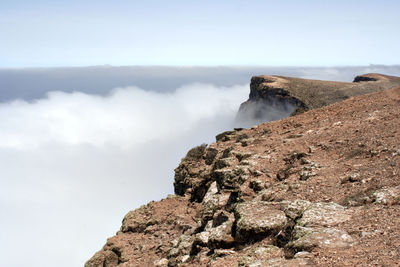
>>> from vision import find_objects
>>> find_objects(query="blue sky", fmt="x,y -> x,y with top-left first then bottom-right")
1,0 -> 399,67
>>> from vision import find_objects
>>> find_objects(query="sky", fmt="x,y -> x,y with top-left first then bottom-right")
1,0 -> 400,67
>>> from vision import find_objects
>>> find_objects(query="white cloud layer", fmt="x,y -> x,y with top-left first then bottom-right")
0,83 -> 249,267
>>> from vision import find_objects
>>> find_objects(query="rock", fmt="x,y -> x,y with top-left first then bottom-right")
233,151 -> 254,162
238,245 -> 284,267
289,226 -> 354,251
239,159 -> 257,166
294,251 -> 312,259
221,147 -> 234,158
264,257 -> 313,267
202,182 -> 219,220
208,211 -> 235,248
299,167 -> 316,181
235,201 -> 287,242
205,148 -> 219,165
168,234 -> 194,257
240,138 -> 255,147
297,202 -> 351,227
85,250 -> 119,267
194,231 -> 210,246
120,204 -> 157,233
341,173 -> 361,183
154,258 -> 169,266
249,180 -> 264,192
284,200 -> 312,220
181,255 -> 190,263
213,166 -> 249,190
213,249 -> 236,257
214,157 -> 236,169
372,186 -> 400,205
216,131 -> 235,142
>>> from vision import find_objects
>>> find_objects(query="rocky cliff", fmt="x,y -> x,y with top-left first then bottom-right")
86,75 -> 400,266
237,73 -> 400,120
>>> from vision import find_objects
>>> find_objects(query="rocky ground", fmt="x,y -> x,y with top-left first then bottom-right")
86,79 -> 400,266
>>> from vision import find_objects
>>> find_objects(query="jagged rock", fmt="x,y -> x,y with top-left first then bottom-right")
297,202 -> 352,227
216,130 -> 235,142
372,186 -> 400,205
213,166 -> 249,190
85,250 -> 118,267
233,151 -> 254,162
288,226 -> 354,252
214,157 -> 236,169
202,182 -> 219,220
284,200 -> 312,220
208,211 -> 235,248
194,231 -> 210,246
235,201 -> 287,242
168,234 -> 194,258
120,203 -> 157,233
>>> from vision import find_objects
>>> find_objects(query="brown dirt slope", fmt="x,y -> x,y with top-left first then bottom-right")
87,86 -> 400,267
239,73 -> 400,116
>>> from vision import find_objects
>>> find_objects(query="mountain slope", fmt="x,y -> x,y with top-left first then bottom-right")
87,79 -> 400,267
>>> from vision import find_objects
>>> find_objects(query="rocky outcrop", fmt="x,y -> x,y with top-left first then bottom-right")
237,73 -> 400,122
87,77 -> 400,266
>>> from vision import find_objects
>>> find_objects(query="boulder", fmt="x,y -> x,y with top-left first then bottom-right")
372,186 -> 400,205
235,201 -> 287,242
297,202 -> 351,227
238,245 -> 284,266
288,226 -> 354,252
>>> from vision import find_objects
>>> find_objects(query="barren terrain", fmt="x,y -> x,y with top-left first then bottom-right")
87,77 -> 400,266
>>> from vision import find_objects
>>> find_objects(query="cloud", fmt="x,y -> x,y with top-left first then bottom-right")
0,83 -> 248,267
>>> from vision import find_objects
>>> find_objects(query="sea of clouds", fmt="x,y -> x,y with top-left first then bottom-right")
0,65 -> 399,267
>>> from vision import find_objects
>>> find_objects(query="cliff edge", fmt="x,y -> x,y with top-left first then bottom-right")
237,73 -> 400,121
86,75 -> 400,266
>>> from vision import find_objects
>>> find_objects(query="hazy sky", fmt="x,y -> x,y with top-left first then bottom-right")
1,0 -> 399,67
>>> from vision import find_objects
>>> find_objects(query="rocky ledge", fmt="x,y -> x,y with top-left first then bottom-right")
87,76 -> 400,266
